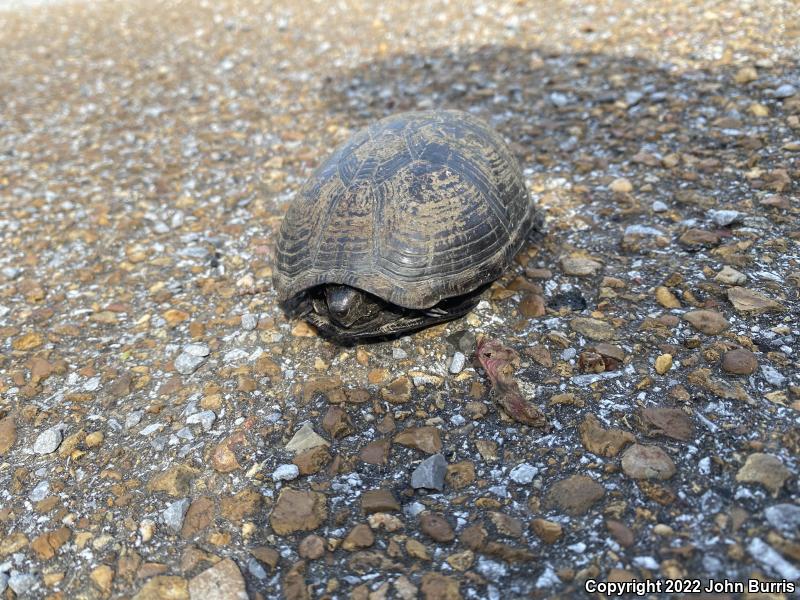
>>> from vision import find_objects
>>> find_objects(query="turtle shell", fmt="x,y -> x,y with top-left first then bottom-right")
274,109 -> 534,309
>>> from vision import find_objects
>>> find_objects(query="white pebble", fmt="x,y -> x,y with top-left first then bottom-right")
272,464 -> 300,482
33,426 -> 62,455
509,463 -> 538,484
449,351 -> 466,374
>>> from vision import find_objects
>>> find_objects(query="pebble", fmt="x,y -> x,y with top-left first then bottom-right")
747,538 -> 800,580
298,534 -> 326,559
411,453 -> 447,491
715,265 -> 747,285
609,177 -> 633,193
419,512 -> 455,542
708,209 -> 742,226
33,426 -> 63,455
570,317 -> 616,341
162,498 -> 191,533
222,348 -> 249,364
560,256 -> 603,276
342,524 -> 374,550
185,410 -> 216,431
625,224 -> 664,236
174,352 -> 206,375
188,558 -> 248,600
621,444 -> 676,480
773,83 -> 797,98
683,310 -> 729,335
580,414 -> 635,457
448,351 -> 466,374
395,426 -> 442,454
361,489 -> 402,514
243,559 -> 265,581
544,475 -> 605,515
272,464 -> 300,482
184,343 -> 210,356
29,480 -> 49,502
736,453 -> 791,496
531,519 -> 562,543
727,286 -> 787,313
654,353 -> 673,375
651,200 -> 668,212
285,422 -> 330,453
8,572 -> 39,596
509,463 -> 538,484
241,313 -> 258,331
760,365 -> 786,386
549,92 -> 568,107
764,504 -> 800,534
270,489 -> 327,535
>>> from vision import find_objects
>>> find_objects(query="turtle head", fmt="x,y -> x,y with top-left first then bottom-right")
323,285 -> 382,328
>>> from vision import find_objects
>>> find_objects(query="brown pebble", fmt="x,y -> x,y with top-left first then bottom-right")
342,524 -> 374,551
269,489 -> 327,536
419,512 -> 455,543
683,310 -> 729,335
543,475 -> 605,516
721,348 -> 758,375
394,426 -> 442,454
531,519 -> 562,544
293,446 -> 332,475
605,519 -> 635,547
358,438 -> 391,465
321,406 -> 353,439
360,489 -> 401,514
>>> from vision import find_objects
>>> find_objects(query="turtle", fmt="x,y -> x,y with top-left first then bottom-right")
273,109 -> 537,342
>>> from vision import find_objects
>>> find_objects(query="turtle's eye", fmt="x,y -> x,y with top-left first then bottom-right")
324,285 -> 380,328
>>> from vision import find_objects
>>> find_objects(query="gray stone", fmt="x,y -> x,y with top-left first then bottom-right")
186,410 -> 216,431
241,313 -> 258,331
8,572 -> 39,596
624,90 -> 643,106
29,480 -> 49,502
747,538 -> 800,580
392,347 -> 408,359
476,557 -> 508,581
223,348 -> 249,364
247,558 -> 267,580
449,351 -> 466,374
162,498 -> 191,533
624,224 -> 664,236
761,365 -> 786,386
125,410 -> 144,428
774,84 -> 797,98
411,453 -> 447,491
764,504 -> 800,534
708,209 -> 742,227
33,426 -> 62,455
175,352 -> 206,375
509,463 -> 538,484
651,201 -> 668,212
181,245 -> 209,259
184,343 -> 210,357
